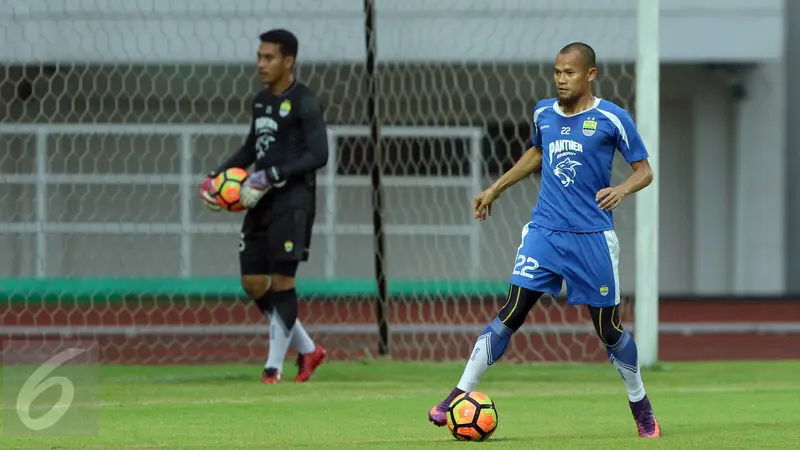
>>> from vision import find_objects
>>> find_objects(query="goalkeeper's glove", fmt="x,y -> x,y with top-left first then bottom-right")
240,167 -> 285,209
199,174 -> 222,212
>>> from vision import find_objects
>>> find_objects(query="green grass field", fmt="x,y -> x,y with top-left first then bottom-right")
1,360 -> 799,449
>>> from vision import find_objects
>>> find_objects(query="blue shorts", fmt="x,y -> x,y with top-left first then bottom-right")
508,222 -> 621,307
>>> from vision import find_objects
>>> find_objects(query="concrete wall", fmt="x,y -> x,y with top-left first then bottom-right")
0,0 -> 784,63
784,0 -> 800,293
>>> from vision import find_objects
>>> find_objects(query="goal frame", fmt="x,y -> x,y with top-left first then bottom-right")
634,0 -> 660,368
0,123 -> 485,283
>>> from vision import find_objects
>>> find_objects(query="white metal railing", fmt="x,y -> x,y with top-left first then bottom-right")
0,124 -> 484,279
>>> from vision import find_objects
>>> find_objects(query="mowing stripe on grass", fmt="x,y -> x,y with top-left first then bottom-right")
2,384 -> 796,411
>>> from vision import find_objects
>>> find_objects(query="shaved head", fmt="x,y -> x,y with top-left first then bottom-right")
553,42 -> 597,107
558,42 -> 596,69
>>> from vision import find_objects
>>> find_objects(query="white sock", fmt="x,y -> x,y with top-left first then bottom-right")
456,318 -> 512,392
291,320 -> 316,354
262,309 -> 315,361
615,366 -> 646,402
456,347 -> 487,392
607,331 -> 646,402
265,313 -> 293,371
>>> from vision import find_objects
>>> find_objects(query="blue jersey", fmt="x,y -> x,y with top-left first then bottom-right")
529,97 -> 648,232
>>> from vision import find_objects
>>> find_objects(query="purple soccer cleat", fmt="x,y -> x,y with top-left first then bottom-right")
630,395 -> 662,438
427,388 -> 465,427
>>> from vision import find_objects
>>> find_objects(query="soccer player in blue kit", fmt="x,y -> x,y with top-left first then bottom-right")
427,42 -> 661,438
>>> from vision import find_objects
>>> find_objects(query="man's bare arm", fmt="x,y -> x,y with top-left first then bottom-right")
473,147 -> 543,220
596,158 -> 653,211
618,159 -> 653,196
489,146 -> 543,195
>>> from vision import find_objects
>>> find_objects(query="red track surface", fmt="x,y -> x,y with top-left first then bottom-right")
2,298 -> 799,364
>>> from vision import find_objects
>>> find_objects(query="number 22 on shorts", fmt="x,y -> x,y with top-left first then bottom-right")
512,254 -> 539,279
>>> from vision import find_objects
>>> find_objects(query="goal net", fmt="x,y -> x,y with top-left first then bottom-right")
0,1 -> 641,364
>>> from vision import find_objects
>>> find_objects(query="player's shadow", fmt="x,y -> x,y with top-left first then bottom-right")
442,437 -> 527,444
482,437 -> 525,443
360,437 -> 526,447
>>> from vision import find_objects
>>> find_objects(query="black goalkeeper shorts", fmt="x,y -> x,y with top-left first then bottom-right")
239,209 -> 314,277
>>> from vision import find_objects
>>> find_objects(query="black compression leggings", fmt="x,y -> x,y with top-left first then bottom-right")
496,285 -> 625,345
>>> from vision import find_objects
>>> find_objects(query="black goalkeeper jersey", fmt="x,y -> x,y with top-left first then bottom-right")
213,80 -> 329,215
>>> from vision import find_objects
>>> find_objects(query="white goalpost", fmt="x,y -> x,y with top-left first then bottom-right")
634,0 -> 661,368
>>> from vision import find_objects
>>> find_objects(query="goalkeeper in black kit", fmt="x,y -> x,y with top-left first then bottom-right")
200,29 -> 329,383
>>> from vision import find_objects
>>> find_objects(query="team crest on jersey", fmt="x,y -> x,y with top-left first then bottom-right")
582,118 -> 597,137
284,240 -> 294,252
279,99 -> 291,117
599,285 -> 609,296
